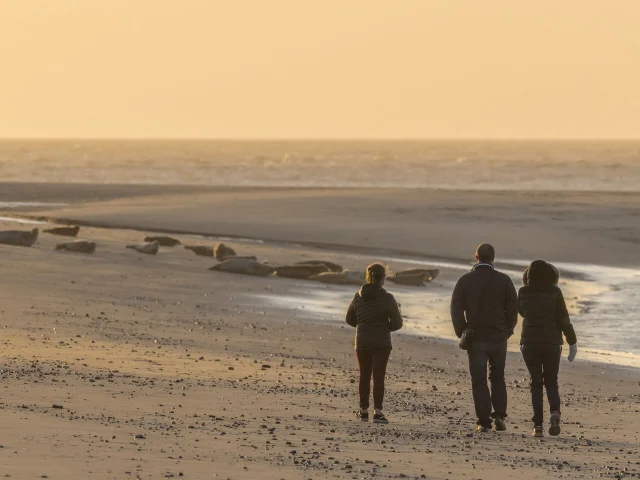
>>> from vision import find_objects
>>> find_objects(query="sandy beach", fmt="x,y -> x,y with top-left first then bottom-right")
1,185 -> 639,479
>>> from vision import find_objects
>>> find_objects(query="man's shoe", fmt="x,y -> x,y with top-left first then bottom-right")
475,425 -> 489,433
356,410 -> 369,422
533,425 -> 544,438
373,413 -> 389,424
549,411 -> 561,436
494,417 -> 507,431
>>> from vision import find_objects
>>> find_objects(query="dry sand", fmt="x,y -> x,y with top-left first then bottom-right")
1,186 -> 639,479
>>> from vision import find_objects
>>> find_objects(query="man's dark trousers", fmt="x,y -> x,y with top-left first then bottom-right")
467,339 -> 508,428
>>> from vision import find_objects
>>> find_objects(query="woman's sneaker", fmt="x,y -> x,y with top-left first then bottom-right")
373,413 -> 389,424
533,425 -> 544,437
356,410 -> 369,422
494,417 -> 507,431
549,411 -> 561,436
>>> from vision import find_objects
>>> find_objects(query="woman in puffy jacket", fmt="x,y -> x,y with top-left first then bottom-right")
346,263 -> 403,424
519,260 -> 577,438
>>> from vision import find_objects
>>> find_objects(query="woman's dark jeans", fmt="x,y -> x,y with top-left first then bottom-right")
467,340 -> 508,428
521,344 -> 562,425
356,348 -> 391,409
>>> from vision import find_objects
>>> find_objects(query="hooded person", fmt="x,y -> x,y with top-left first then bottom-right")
523,262 -> 560,286
518,260 -> 578,438
346,263 -> 403,424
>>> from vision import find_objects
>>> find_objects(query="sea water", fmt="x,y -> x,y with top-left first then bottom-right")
1,139 -> 639,191
248,255 -> 640,368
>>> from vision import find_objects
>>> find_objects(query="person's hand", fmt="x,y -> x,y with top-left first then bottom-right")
568,344 -> 578,362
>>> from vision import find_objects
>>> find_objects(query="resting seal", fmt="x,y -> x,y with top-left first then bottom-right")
393,268 -> 439,282
126,241 -> 159,255
309,270 -> 363,285
220,255 -> 257,262
43,226 -> 80,237
209,258 -> 275,277
184,245 -> 214,257
0,228 -> 39,247
214,243 -> 237,260
55,240 -> 96,254
388,272 -> 429,286
275,264 -> 329,279
144,236 -> 181,247
294,260 -> 343,273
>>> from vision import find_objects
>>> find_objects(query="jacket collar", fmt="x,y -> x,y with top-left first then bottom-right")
472,263 -> 495,271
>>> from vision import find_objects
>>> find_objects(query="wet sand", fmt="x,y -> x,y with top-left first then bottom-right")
0,215 -> 639,479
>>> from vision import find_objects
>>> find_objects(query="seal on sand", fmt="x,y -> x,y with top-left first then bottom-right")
393,268 -> 439,282
126,241 -> 159,255
220,255 -> 257,262
209,258 -> 275,277
388,272 -> 429,286
214,243 -> 236,260
0,228 -> 39,247
275,264 -> 329,279
294,260 -> 343,273
144,236 -> 181,247
309,270 -> 363,285
43,225 -> 80,237
55,240 -> 96,254
184,245 -> 214,257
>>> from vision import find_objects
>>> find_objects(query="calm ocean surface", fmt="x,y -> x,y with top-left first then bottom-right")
1,139 -> 639,191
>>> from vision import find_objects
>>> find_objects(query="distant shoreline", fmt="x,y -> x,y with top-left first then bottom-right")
2,181 -> 639,204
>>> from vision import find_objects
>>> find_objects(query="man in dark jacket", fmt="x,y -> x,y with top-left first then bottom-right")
451,244 -> 518,432
346,263 -> 403,424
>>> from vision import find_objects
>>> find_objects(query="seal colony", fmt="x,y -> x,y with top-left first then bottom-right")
0,226 -> 439,287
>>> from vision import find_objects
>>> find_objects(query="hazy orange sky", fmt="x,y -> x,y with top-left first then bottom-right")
1,0 -> 639,139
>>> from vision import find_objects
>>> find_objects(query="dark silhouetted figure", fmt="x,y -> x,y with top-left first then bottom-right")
519,260 -> 577,438
346,263 -> 403,424
451,244 -> 518,432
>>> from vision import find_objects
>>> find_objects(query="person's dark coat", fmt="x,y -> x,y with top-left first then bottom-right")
451,264 -> 518,342
346,284 -> 403,350
518,260 -> 577,346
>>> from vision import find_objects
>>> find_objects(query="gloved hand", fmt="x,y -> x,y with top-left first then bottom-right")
568,344 -> 578,362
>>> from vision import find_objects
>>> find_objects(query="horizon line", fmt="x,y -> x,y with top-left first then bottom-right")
1,136 -> 639,142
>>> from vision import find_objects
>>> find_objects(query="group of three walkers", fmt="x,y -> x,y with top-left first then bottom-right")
345,243 -> 578,437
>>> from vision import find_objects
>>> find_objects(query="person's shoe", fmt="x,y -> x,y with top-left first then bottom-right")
494,417 -> 507,431
475,425 -> 489,433
549,411 -> 561,436
373,413 -> 389,424
356,410 -> 369,422
533,425 -> 544,438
